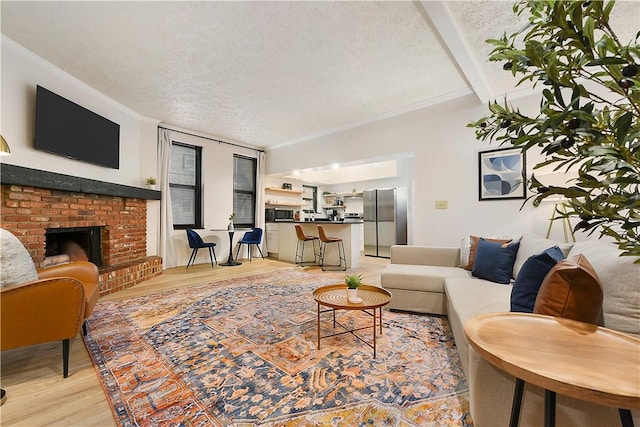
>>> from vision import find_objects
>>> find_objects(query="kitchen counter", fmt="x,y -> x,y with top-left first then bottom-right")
266,219 -> 363,224
299,219 -> 363,224
265,221 -> 362,268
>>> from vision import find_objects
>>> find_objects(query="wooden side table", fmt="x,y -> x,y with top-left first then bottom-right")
313,284 -> 392,358
464,313 -> 640,427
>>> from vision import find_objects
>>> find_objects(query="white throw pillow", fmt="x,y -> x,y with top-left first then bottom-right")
459,236 -> 471,268
0,228 -> 38,287
513,234 -> 573,279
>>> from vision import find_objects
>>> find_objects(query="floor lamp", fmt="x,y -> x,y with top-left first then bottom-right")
545,200 -> 576,243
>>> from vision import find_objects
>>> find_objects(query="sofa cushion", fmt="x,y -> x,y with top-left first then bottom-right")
445,278 -> 513,326
463,235 -> 512,270
0,228 -> 38,288
568,241 -> 640,337
534,254 -> 603,325
511,246 -> 565,313
472,239 -> 520,284
513,234 -> 573,279
382,264 -> 471,293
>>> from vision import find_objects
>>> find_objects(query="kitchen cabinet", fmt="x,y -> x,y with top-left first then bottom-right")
265,223 -> 279,255
265,187 -> 304,208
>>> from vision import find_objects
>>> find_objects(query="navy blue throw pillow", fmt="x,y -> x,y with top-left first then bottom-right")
472,238 -> 521,284
510,246 -> 565,313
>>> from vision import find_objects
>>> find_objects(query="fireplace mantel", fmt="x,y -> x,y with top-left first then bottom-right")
1,164 -> 160,200
1,175 -> 163,295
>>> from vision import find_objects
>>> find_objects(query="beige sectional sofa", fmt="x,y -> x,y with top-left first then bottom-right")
381,234 -> 639,427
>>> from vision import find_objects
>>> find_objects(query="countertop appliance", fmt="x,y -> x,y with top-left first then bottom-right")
343,212 -> 363,223
363,188 -> 407,258
266,208 -> 294,222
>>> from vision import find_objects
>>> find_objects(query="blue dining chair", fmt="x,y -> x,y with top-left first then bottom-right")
235,227 -> 264,262
186,229 -> 217,269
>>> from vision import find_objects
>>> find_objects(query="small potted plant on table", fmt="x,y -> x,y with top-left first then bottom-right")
228,212 -> 237,230
345,273 -> 363,303
145,177 -> 156,189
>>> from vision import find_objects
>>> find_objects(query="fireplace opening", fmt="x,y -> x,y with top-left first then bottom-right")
45,226 -> 103,267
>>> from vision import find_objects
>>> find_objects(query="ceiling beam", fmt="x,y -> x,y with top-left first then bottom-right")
417,1 -> 493,104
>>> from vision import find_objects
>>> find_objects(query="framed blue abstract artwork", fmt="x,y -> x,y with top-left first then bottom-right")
478,147 -> 526,201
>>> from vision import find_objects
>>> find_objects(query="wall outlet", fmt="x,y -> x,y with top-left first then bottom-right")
435,200 -> 448,210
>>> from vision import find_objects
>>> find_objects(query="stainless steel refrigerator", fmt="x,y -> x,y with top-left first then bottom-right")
363,188 -> 407,258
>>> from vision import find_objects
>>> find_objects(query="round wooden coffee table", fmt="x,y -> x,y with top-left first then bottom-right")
465,312 -> 640,427
313,284 -> 392,358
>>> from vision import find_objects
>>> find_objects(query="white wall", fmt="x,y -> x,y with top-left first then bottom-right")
162,127 -> 261,265
266,93 -> 590,246
2,33 -> 588,262
0,36 -> 262,266
0,36 -> 161,255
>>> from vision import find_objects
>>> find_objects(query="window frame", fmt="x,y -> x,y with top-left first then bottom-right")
302,184 -> 318,213
170,142 -> 203,230
233,154 -> 257,228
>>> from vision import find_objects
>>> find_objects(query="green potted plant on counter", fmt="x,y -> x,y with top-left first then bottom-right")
345,273 -> 363,303
145,177 -> 156,190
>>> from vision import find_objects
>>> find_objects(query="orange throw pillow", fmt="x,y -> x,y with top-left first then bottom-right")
533,254 -> 603,325
464,235 -> 512,270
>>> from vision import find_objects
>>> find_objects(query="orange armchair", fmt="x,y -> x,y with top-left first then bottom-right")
37,261 -> 101,334
0,261 -> 100,378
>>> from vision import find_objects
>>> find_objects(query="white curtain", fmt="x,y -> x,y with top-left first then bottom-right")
158,128 -> 177,269
255,151 -> 266,255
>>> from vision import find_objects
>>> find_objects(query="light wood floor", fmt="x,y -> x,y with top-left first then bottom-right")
0,255 -> 389,426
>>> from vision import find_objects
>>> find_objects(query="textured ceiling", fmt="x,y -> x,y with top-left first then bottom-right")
1,1 -> 638,151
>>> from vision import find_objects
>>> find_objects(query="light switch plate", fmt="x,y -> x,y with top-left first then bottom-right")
435,200 -> 448,209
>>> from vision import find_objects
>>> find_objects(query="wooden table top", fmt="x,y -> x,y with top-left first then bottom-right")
464,313 -> 640,410
313,284 -> 392,310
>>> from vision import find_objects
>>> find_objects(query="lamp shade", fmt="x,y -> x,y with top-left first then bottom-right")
0,136 -> 11,156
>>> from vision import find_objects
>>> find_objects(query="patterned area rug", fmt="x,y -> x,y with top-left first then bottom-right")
84,269 -> 472,426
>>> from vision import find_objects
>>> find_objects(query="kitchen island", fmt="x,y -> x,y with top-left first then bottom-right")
265,221 -> 363,269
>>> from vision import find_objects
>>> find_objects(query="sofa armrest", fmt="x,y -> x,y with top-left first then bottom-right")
390,245 -> 460,267
38,260 -> 99,284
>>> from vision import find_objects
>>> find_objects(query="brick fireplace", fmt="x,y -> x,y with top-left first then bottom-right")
1,165 -> 163,295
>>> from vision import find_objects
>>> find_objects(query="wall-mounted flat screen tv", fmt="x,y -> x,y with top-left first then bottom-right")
34,85 -> 120,169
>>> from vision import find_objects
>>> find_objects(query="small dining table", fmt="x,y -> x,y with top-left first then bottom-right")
210,228 -> 251,266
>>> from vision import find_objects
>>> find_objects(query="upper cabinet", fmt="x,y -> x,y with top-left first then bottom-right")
265,187 -> 304,207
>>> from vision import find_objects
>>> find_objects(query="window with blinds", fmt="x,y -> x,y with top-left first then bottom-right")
170,143 -> 202,229
233,155 -> 257,227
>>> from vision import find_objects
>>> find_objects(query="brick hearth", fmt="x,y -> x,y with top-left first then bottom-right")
1,184 -> 162,295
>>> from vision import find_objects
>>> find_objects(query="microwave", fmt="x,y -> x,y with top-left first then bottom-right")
266,208 -> 294,222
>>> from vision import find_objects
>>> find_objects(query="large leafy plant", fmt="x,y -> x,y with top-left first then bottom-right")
469,0 -> 639,260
